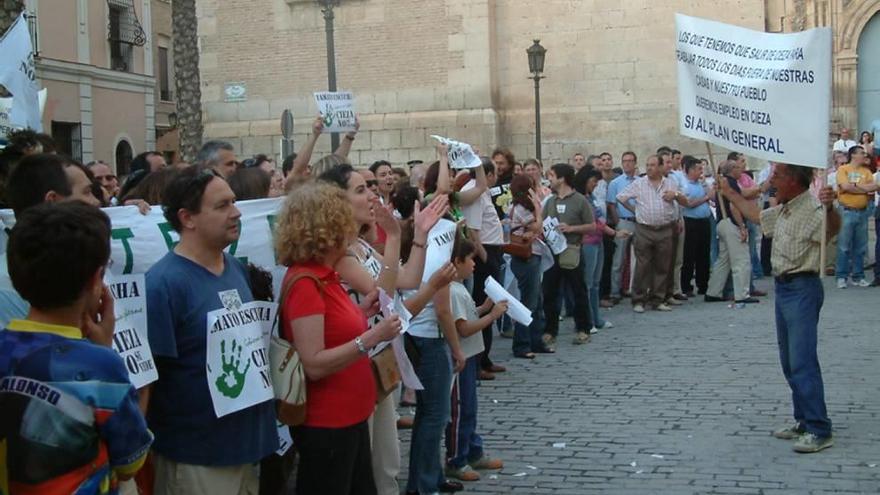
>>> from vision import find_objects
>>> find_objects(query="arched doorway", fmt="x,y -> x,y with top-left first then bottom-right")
858,12 -> 880,136
115,140 -> 134,176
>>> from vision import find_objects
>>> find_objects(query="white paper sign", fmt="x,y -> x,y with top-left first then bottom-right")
484,276 -> 532,326
542,217 -> 567,255
676,14 -> 831,168
422,219 -> 457,282
205,300 -> 276,418
430,135 -> 482,169
314,91 -> 357,132
275,421 -> 293,456
108,273 -> 157,389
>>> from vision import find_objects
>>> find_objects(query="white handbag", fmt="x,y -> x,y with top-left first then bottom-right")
269,271 -> 322,426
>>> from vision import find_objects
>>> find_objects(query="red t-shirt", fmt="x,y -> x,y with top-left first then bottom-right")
281,262 -> 376,427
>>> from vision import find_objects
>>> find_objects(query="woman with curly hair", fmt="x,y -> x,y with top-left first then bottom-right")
275,182 -> 402,495
318,163 -> 457,495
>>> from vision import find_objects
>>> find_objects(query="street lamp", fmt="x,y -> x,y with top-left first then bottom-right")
318,0 -> 341,151
527,39 -> 546,163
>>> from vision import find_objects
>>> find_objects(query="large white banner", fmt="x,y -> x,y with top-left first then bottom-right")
675,14 -> 831,168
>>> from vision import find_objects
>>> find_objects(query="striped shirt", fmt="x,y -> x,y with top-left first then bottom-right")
617,176 -> 680,226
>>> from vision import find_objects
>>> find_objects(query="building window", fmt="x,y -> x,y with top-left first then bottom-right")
51,122 -> 82,162
107,0 -> 146,73
158,46 -> 172,101
115,139 -> 134,176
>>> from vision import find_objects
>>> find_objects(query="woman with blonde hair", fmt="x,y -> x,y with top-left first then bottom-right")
275,182 -> 401,495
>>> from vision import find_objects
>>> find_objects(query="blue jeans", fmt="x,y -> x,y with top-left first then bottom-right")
835,207 -> 869,281
747,220 -> 762,279
407,337 -> 453,493
445,356 -> 483,469
511,255 -> 546,354
874,216 -> 880,280
774,276 -> 831,438
582,242 -> 606,328
709,214 -> 719,266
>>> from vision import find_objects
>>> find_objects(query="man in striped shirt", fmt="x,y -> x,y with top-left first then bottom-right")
616,155 -> 689,313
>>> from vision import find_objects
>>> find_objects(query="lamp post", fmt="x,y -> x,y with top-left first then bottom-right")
527,39 -> 546,163
318,0 -> 340,151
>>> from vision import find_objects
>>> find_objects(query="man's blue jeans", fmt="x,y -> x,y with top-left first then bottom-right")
407,336 -> 453,494
582,242 -> 606,328
774,276 -> 831,438
835,207 -> 869,281
747,220 -> 762,279
874,216 -> 880,280
445,356 -> 483,469
511,255 -> 545,354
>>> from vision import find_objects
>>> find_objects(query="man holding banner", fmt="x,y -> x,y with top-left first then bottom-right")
720,166 -> 839,453
145,167 -> 277,493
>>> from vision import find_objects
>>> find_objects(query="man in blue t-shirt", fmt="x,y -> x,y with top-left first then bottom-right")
0,202 -> 152,495
605,151 -> 639,303
145,167 -> 277,494
680,156 -> 714,296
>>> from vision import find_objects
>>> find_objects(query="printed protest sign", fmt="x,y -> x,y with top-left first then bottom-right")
430,135 -> 482,169
542,217 -> 567,255
676,13 -> 831,168
314,91 -> 357,133
108,273 -> 157,389
422,219 -> 457,283
205,299 -> 277,418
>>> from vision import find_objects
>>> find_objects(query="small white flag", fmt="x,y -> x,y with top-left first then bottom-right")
0,13 -> 41,131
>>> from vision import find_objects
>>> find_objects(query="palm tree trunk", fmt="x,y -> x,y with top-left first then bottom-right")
172,0 -> 203,163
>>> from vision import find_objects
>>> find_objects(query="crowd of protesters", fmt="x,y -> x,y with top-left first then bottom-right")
0,120 -> 868,494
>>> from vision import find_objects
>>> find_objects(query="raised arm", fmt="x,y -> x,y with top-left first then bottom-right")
288,116 -> 324,181
333,116 -> 359,161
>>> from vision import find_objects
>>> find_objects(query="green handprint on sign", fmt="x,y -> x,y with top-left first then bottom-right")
215,339 -> 251,398
323,110 -> 335,128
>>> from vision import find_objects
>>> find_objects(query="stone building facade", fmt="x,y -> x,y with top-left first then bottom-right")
198,0 -> 880,167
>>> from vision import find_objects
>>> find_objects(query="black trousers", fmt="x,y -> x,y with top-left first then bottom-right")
600,233 -> 615,298
473,245 -> 504,370
292,421 -> 376,495
682,217 -> 711,294
542,254 -> 592,336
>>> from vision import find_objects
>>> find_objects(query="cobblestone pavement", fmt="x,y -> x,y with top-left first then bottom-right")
397,277 -> 880,494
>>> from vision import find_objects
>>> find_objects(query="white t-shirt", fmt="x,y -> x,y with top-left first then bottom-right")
449,281 -> 484,359
461,180 -> 504,246
833,139 -> 857,153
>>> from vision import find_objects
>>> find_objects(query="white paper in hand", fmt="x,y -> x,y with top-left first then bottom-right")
543,217 -> 567,255
421,219 -> 457,282
484,276 -> 532,326
430,135 -> 482,169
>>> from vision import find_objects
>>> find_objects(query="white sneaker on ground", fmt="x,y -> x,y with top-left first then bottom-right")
854,279 -> 871,288
836,278 -> 847,289
655,303 -> 673,311
633,304 -> 645,313
598,321 -> 614,330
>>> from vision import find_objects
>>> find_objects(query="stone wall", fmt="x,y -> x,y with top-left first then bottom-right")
199,1 -> 874,168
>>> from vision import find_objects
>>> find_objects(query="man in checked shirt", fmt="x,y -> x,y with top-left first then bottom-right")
720,163 -> 840,454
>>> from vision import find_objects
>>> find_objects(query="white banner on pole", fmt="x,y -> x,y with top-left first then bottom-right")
314,91 -> 357,133
0,14 -> 41,131
675,13 -> 831,168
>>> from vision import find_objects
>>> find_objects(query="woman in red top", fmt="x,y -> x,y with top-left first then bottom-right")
275,182 -> 401,495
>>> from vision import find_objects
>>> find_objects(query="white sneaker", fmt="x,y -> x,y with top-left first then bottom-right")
836,278 -> 847,289
633,304 -> 645,313
854,279 -> 871,288
590,326 -> 600,334
598,321 -> 614,330
656,303 -> 673,311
